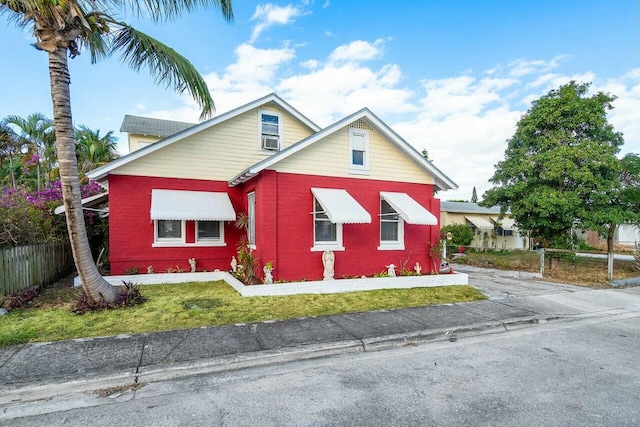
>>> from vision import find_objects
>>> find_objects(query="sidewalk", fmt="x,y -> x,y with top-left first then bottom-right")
2,280 -> 640,405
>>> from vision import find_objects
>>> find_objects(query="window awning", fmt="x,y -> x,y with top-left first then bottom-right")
492,217 -> 516,230
466,215 -> 495,229
311,188 -> 371,224
150,189 -> 236,221
380,192 -> 438,225
54,192 -> 109,215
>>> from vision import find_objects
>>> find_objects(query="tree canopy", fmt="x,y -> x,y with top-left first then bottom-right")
482,81 -> 630,247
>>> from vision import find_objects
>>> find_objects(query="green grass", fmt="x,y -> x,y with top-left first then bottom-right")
0,280 -> 484,348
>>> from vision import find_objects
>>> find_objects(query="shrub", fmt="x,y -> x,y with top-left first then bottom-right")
71,281 -> 145,314
441,223 -> 474,246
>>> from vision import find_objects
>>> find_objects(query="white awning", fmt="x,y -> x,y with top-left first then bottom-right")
150,189 -> 236,221
311,188 -> 371,224
380,192 -> 438,225
54,192 -> 109,215
492,217 -> 516,230
466,215 -> 495,229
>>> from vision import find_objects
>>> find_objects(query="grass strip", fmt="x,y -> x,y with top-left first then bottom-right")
0,281 -> 484,348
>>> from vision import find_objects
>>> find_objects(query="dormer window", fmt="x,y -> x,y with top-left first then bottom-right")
259,110 -> 282,152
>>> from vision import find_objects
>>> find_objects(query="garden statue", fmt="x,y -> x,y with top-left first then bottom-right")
414,262 -> 422,275
188,258 -> 196,273
230,256 -> 238,273
147,265 -> 154,274
322,250 -> 335,280
263,264 -> 274,284
386,264 -> 396,277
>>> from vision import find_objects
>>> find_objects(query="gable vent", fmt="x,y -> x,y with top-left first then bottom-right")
351,119 -> 373,131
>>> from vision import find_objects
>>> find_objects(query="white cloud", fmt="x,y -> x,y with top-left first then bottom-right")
250,4 -> 301,43
328,39 -> 385,64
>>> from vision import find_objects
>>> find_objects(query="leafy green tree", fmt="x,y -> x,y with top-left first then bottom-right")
441,223 -> 474,246
1,1 -> 233,303
471,186 -> 478,203
75,125 -> 119,182
482,81 -> 626,249
3,113 -> 55,190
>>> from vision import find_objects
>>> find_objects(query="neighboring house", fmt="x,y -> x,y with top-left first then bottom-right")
440,201 -> 527,250
579,224 -> 639,249
120,114 -> 195,153
88,93 -> 457,280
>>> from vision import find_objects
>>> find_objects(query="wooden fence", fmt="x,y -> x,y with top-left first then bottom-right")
0,241 -> 74,297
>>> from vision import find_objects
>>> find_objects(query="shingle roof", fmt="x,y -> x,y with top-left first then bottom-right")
120,115 -> 195,137
440,201 -> 506,214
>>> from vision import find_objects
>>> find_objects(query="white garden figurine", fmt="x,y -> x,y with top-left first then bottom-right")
230,256 -> 238,273
188,258 -> 196,273
386,264 -> 396,277
322,250 -> 335,280
263,264 -> 274,284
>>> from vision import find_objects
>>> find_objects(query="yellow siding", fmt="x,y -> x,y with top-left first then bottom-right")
128,134 -> 161,153
273,126 -> 434,184
113,106 -> 314,181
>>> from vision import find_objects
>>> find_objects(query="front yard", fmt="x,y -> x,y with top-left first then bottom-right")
0,280 -> 484,348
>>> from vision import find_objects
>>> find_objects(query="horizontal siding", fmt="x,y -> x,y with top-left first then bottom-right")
129,134 -> 161,153
274,127 -> 434,184
114,106 -> 314,181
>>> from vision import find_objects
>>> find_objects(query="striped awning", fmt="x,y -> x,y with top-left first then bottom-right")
466,215 -> 495,229
150,189 -> 236,221
380,192 -> 438,225
311,188 -> 371,224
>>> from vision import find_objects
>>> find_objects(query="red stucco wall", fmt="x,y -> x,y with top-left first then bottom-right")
108,172 -> 441,280
108,175 -> 244,274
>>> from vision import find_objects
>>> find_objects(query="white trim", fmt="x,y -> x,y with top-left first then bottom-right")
258,109 -> 283,152
247,192 -> 256,247
153,219 -> 186,246
348,127 -> 369,174
379,198 -> 405,250
88,93 -> 321,181
380,192 -> 438,225
313,197 -> 344,250
195,220 -> 225,245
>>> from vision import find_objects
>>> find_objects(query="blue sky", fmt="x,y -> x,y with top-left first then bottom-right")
1,0 -> 638,200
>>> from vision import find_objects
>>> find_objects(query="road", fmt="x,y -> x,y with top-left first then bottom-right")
4,309 -> 639,426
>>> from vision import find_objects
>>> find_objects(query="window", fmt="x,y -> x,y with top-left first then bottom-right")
247,192 -> 256,247
155,220 -> 184,244
349,128 -> 369,174
313,198 -> 343,250
196,221 -> 222,243
495,227 -> 514,237
259,110 -> 282,152
379,199 -> 404,249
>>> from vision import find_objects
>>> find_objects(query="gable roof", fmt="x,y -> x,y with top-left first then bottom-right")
88,93 -> 321,182
120,115 -> 195,137
229,108 -> 458,191
441,201 -> 508,214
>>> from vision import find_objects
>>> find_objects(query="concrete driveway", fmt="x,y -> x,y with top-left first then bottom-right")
452,264 -> 587,300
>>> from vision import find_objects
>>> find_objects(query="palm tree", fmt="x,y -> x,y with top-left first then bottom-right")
3,113 -> 55,190
0,121 -> 19,188
1,1 -> 233,303
75,125 -> 119,181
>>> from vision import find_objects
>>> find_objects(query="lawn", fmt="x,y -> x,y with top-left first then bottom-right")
452,250 -> 638,286
0,280 -> 484,348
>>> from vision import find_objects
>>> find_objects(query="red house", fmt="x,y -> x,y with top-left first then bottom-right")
88,94 -> 457,281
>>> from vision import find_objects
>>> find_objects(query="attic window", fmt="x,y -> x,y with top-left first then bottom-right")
349,127 -> 369,174
259,110 -> 282,152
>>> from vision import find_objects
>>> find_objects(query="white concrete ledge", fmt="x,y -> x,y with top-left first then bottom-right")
75,271 -> 469,297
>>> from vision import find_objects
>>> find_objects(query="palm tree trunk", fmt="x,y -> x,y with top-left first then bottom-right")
48,46 -> 117,303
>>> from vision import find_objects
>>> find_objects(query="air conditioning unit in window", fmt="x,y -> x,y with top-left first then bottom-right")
262,135 -> 279,151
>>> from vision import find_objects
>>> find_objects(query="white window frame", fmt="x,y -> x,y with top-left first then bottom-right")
349,128 -> 369,174
258,109 -> 283,153
311,197 -> 344,252
195,220 -> 225,246
153,220 -> 186,247
247,192 -> 256,249
378,199 -> 405,250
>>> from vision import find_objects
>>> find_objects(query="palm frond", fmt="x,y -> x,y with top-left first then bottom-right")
111,24 -> 214,119
122,0 -> 233,23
